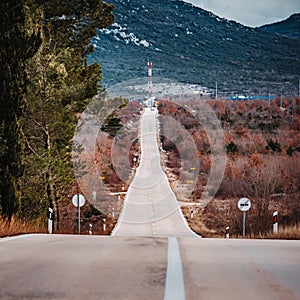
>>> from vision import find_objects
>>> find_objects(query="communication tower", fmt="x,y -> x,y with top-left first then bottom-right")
148,61 -> 152,96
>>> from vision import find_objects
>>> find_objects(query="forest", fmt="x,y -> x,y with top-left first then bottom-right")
0,0 -> 114,235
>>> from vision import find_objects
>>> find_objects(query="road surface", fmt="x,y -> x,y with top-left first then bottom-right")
1,235 -> 299,299
1,108 -> 300,299
112,108 -> 196,237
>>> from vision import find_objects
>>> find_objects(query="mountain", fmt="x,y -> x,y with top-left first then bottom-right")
259,14 -> 300,41
88,0 -> 300,95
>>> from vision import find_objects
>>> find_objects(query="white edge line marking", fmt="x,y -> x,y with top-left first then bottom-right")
164,237 -> 186,300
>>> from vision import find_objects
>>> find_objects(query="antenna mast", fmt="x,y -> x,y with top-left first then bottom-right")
148,61 -> 152,97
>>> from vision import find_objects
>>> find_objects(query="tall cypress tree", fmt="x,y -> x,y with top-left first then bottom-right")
0,0 -> 41,219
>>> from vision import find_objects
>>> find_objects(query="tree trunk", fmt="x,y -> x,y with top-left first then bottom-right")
45,124 -> 59,231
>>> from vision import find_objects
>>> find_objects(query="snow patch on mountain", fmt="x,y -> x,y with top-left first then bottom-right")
99,23 -> 151,47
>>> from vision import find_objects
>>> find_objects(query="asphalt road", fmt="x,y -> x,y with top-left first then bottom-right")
1,235 -> 299,299
0,235 -> 168,300
1,108 -> 300,299
112,108 -> 196,238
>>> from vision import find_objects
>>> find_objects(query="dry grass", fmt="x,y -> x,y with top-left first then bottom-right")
251,225 -> 300,240
182,206 -> 224,238
0,216 -> 47,238
182,205 -> 300,239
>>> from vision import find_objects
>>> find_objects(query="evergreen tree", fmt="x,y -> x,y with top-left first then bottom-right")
0,0 -> 42,219
226,141 -> 239,155
0,0 -> 114,227
20,0 -> 114,229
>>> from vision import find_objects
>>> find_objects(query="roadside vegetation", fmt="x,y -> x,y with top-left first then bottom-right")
1,1 -> 299,240
0,0 -> 115,235
0,216 -> 47,238
158,97 -> 300,239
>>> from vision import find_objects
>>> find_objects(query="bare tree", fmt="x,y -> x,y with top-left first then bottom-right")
243,155 -> 281,235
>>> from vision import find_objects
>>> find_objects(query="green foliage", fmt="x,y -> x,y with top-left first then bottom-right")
22,1 -> 113,227
258,116 -> 281,132
266,139 -> 282,153
286,145 -> 294,156
84,204 -> 101,218
0,0 -> 42,219
0,0 -> 114,226
221,111 -> 234,126
90,0 -> 300,93
101,115 -> 123,137
226,141 -> 239,155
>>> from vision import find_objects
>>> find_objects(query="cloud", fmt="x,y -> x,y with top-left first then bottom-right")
185,0 -> 300,27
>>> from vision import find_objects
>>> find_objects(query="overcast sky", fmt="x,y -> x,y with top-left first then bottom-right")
184,0 -> 300,27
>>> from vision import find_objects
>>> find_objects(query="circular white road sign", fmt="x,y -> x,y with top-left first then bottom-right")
237,197 -> 251,212
72,194 -> 86,208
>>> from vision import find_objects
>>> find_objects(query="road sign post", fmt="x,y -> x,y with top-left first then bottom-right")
78,194 -> 80,234
273,211 -> 278,234
237,198 -> 251,238
242,211 -> 246,237
72,194 -> 86,235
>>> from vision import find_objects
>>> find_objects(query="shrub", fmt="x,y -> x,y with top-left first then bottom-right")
226,141 -> 239,155
266,139 -> 282,153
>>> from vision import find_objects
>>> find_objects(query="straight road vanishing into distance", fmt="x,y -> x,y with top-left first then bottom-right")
1,108 -> 300,300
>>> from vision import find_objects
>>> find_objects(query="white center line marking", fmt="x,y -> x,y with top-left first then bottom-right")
164,237 -> 185,300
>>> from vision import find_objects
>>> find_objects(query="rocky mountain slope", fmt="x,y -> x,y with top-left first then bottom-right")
89,0 -> 300,95
260,13 -> 300,40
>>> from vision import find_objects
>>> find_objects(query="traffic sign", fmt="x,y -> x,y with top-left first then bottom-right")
72,194 -> 86,208
237,198 -> 251,212
186,180 -> 194,184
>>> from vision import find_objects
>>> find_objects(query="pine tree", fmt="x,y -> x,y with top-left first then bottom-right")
20,0 -> 114,229
0,0 -> 114,226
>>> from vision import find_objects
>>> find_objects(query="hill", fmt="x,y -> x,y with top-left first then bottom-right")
260,13 -> 300,41
88,0 -> 300,95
